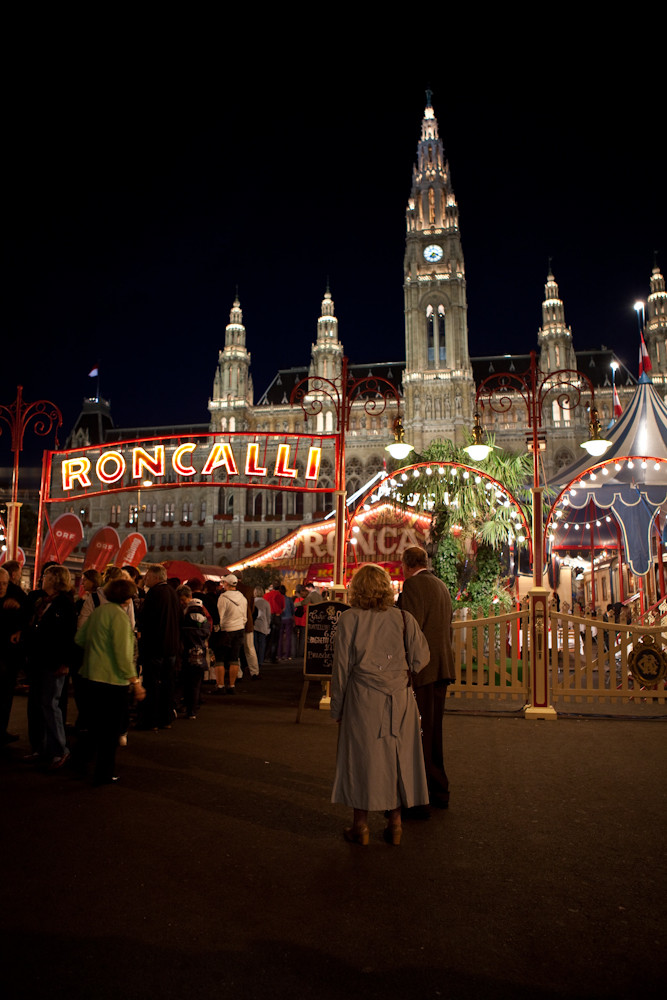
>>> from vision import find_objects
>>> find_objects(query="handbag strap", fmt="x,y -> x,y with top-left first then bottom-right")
400,609 -> 412,687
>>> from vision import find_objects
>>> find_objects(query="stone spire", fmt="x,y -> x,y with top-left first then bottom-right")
538,268 -> 576,372
406,94 -> 460,235
645,260 -> 667,374
311,285 -> 343,381
208,295 -> 254,432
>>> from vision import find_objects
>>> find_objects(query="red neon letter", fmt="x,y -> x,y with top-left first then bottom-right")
304,447 -> 321,480
245,443 -> 268,477
96,451 -> 126,485
62,457 -> 92,491
172,443 -> 196,476
132,446 -> 165,480
274,444 -> 298,479
201,443 -> 239,477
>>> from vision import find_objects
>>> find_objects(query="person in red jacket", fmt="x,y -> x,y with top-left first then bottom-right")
264,582 -> 285,663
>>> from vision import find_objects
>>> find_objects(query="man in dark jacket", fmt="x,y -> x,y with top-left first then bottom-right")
398,546 -> 455,813
137,565 -> 181,730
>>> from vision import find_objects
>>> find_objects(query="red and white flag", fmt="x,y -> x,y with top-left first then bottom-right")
639,334 -> 653,376
613,385 -> 623,417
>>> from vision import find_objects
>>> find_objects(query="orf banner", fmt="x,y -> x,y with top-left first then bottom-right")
40,513 -> 84,569
114,533 -> 147,568
83,526 -> 121,572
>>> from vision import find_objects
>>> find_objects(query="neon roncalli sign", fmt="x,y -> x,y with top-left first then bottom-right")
34,432 -> 336,580
44,432 -> 333,500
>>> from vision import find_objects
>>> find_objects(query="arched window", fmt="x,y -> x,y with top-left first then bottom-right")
554,448 -> 574,472
426,304 -> 435,363
437,305 -> 446,362
366,455 -> 384,476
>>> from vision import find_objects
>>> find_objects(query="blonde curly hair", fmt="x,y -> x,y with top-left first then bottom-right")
348,564 -> 395,611
42,565 -> 73,592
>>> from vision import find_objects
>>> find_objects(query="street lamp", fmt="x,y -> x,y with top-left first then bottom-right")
463,411 -> 494,463
0,385 -> 62,562
385,415 -> 413,460
291,357 -> 411,596
463,350 -> 611,719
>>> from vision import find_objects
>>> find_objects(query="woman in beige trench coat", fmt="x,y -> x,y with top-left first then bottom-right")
331,564 -> 430,846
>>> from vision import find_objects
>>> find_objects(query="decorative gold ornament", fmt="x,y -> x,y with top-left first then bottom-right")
628,634 -> 667,688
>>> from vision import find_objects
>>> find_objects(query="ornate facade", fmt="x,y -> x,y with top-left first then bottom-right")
62,97 -> 661,570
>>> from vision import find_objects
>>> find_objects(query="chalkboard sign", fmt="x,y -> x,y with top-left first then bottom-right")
303,601 -> 349,678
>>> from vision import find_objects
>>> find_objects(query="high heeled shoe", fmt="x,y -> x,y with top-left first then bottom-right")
382,825 -> 402,846
343,824 -> 370,846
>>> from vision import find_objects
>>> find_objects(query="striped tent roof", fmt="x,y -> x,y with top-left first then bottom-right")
548,376 -> 667,575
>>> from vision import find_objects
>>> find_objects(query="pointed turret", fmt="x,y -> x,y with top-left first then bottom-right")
208,295 -> 254,432
645,260 -> 667,374
538,268 -> 576,372
406,95 -> 460,235
310,285 -> 343,382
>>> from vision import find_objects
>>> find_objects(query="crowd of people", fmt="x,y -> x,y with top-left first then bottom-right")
0,562 -> 327,786
2,548 -> 457,848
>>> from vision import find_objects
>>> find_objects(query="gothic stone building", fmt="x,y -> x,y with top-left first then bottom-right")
65,98 -> 666,570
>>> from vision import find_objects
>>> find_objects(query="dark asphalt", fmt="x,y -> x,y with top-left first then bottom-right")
2,664 -> 666,1000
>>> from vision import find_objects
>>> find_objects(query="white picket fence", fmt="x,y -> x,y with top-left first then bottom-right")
449,606 -> 667,706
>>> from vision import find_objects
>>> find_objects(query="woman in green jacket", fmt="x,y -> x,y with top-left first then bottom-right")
74,579 -> 145,785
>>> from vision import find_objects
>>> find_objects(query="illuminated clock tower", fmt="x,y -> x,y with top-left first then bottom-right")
403,93 -> 474,451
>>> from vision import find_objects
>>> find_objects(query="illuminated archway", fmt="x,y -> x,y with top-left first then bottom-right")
345,460 -> 532,577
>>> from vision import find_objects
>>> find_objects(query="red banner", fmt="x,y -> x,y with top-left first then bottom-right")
114,533 -> 147,568
40,513 -> 84,568
0,546 -> 26,567
83,526 -> 121,572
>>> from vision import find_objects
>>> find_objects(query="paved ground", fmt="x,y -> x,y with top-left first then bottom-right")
2,665 -> 666,1000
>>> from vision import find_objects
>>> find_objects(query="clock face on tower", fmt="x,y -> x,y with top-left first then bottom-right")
423,244 -> 443,263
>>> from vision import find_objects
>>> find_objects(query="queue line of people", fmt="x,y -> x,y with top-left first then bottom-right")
1,562 -> 326,785
3,549 -> 456,847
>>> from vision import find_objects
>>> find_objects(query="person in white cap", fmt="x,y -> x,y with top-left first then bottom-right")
216,575 -> 247,694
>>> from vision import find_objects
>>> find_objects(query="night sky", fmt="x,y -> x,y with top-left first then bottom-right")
3,31 -> 664,462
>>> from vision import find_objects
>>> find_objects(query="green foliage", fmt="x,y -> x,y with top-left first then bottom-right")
394,437 -> 533,554
465,545 -> 513,616
433,531 -> 462,597
239,566 -> 274,592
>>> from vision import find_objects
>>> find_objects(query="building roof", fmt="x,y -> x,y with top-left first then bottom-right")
471,349 -> 636,391
256,362 -> 405,407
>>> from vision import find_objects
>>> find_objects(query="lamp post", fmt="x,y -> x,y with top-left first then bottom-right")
291,357 -> 410,597
0,386 -> 62,562
464,350 -> 611,719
